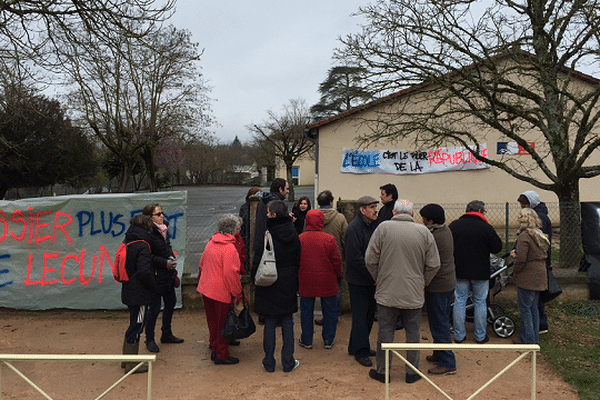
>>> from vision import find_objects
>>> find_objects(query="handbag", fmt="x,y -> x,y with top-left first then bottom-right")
221,296 -> 256,340
254,230 -> 278,286
540,267 -> 562,303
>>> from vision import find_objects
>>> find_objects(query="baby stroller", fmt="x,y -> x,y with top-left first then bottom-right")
452,253 -> 516,338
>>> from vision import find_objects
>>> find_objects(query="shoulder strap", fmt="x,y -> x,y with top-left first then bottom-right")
127,239 -> 151,251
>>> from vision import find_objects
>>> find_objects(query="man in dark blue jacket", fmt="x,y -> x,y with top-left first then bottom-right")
345,195 -> 379,368
449,200 -> 502,344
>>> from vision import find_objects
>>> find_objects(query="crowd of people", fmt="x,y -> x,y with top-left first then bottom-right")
119,182 -> 552,383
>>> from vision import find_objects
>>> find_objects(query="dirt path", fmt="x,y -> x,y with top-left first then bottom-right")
0,309 -> 579,400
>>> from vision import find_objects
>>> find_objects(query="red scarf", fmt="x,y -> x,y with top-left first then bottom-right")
465,211 -> 489,223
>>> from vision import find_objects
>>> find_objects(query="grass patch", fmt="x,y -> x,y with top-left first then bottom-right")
540,300 -> 600,400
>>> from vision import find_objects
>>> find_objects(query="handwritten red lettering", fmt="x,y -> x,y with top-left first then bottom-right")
0,210 -> 7,242
10,210 -> 26,241
41,253 -> 59,286
53,212 -> 73,245
61,253 -> 79,285
35,211 -> 52,244
24,254 -> 41,285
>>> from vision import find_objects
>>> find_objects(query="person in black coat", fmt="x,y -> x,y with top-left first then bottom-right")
449,200 -> 503,344
121,214 -> 157,374
142,203 -> 183,353
252,200 -> 301,373
291,196 -> 311,235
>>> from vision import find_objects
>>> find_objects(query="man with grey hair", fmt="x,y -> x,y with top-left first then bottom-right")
449,200 -> 503,345
366,199 -> 440,384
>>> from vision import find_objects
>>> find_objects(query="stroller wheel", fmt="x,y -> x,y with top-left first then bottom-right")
492,316 -> 515,338
487,304 -> 504,324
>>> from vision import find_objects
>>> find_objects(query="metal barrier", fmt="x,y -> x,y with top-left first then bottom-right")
381,343 -> 540,400
0,354 -> 156,400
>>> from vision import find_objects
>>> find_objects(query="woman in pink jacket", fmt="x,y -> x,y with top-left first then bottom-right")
298,209 -> 342,349
197,214 -> 243,365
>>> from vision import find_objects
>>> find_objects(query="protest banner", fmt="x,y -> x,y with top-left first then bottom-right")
340,144 -> 489,175
0,191 -> 187,310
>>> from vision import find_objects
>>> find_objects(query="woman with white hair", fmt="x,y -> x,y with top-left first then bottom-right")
510,208 -> 549,344
197,214 -> 244,364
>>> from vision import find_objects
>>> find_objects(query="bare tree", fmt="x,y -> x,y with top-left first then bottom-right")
62,24 -> 212,192
0,0 -> 174,69
337,0 -> 600,267
249,99 -> 314,201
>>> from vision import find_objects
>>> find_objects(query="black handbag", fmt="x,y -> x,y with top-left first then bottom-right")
221,297 -> 256,340
540,268 -> 562,303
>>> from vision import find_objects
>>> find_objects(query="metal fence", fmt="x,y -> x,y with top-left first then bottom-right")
183,201 -> 580,277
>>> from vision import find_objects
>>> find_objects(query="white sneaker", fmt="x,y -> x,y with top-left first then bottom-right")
285,359 -> 300,372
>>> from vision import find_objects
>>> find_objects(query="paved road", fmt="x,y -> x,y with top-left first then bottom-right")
179,185 -> 315,275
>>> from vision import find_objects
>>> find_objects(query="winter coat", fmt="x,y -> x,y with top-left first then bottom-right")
513,230 -> 549,291
197,233 -> 243,304
449,213 -> 503,281
298,210 -> 342,298
344,213 -> 377,286
425,223 -> 457,293
253,215 -> 301,317
366,213 -> 440,309
148,222 -> 176,295
252,191 -> 286,272
321,207 -> 348,264
521,191 -> 553,268
375,201 -> 395,226
292,204 -> 309,235
121,224 -> 158,306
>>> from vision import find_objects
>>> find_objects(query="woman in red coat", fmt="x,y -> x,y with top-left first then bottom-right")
197,214 -> 243,365
298,209 -> 342,349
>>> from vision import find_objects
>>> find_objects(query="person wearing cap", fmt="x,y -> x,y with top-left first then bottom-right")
449,200 -> 503,344
344,195 -> 379,368
365,199 -> 440,384
517,191 -> 552,334
420,204 -> 457,376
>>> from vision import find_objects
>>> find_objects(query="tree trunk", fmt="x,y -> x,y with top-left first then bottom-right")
142,148 -> 157,192
118,159 -> 131,192
556,180 -> 583,269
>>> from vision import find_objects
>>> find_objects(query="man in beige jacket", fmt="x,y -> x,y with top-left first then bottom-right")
365,199 -> 440,384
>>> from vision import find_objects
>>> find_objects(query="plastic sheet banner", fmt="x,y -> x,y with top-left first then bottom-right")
340,144 -> 489,175
0,191 -> 187,310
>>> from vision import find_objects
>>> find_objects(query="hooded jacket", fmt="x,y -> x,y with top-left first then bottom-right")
513,230 -> 549,291
197,232 -> 243,304
298,210 -> 342,298
320,207 -> 348,264
253,215 -> 301,317
121,224 -> 158,306
520,190 -> 552,267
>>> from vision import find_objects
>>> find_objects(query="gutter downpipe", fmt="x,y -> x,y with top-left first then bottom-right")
304,127 -> 319,207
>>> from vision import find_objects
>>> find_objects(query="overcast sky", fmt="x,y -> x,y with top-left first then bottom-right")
169,1 -> 368,144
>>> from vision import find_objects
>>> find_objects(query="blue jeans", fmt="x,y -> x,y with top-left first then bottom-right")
518,288 -> 540,344
262,314 -> 295,372
335,278 -> 342,318
300,295 -> 338,345
425,291 -> 456,369
453,279 -> 488,341
145,288 -> 177,340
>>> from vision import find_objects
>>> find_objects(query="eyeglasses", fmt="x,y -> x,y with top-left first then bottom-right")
153,212 -> 163,216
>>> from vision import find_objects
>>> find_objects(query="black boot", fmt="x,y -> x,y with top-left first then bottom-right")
161,331 -> 184,343
145,338 -> 160,352
123,341 -> 148,374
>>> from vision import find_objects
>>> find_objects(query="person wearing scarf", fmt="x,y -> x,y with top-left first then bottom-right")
142,203 -> 184,354
510,208 -> 549,344
449,200 -> 503,344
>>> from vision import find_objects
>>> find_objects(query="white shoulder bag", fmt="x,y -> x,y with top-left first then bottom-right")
254,230 -> 278,286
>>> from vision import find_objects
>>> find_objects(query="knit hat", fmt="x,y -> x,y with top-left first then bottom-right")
419,203 -> 445,225
356,195 -> 379,207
